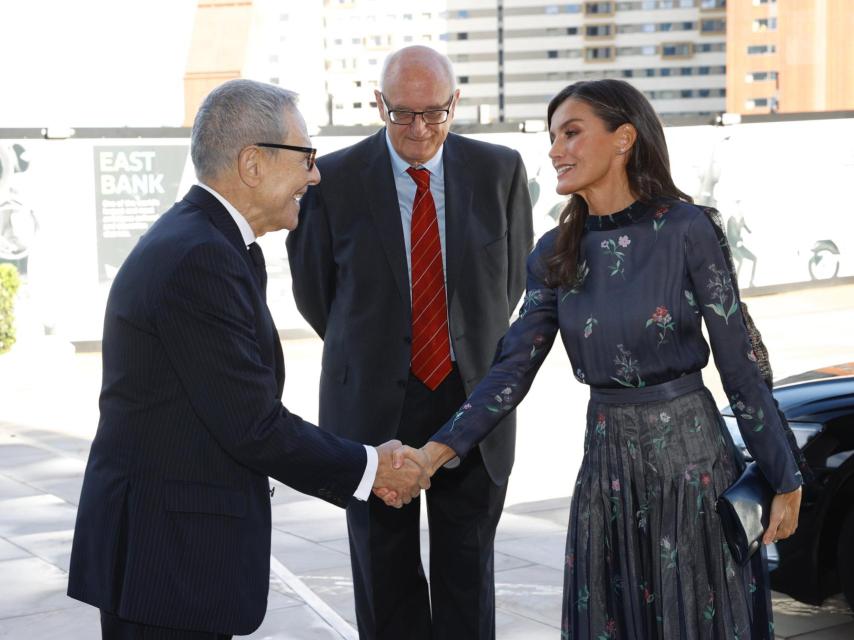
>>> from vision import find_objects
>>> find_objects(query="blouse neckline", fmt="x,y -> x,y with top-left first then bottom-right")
584,200 -> 651,231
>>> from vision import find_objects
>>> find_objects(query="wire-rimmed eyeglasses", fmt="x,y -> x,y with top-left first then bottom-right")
381,94 -> 454,126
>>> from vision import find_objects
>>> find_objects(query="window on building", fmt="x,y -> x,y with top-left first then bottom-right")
753,0 -> 775,5
585,24 -> 613,37
459,76 -> 470,84
545,5 -> 560,14
353,102 -> 362,109
403,35 -> 413,42
660,67 -> 671,76
565,3 -> 583,12
646,68 -> 655,77
745,70 -> 778,82
622,69 -> 633,77
457,9 -> 469,17
752,17 -> 777,31
333,38 -> 343,45
698,65 -> 710,74
642,45 -> 657,55
660,23 -> 673,32
681,66 -> 693,75
369,101 -> 377,108
745,97 -> 770,109
700,18 -> 725,33
642,23 -> 655,33
458,32 -> 468,40
681,89 -> 692,98
700,0 -> 725,8
584,46 -> 616,61
680,0 -> 696,7
747,44 -> 776,55
698,88 -> 710,97
584,1 -> 614,16
567,26 -> 579,35
662,42 -> 692,57
352,37 -> 361,44
548,50 -> 559,58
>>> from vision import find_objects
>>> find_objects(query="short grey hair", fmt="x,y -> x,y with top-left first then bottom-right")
380,46 -> 456,94
191,79 -> 298,182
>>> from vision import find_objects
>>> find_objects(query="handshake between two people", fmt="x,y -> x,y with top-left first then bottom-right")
371,440 -> 457,508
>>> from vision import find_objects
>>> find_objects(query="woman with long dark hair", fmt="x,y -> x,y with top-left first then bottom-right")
386,79 -> 804,638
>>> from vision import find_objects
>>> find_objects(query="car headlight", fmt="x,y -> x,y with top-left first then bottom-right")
722,416 -> 821,461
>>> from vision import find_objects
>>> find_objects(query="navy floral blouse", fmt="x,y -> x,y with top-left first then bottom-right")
432,199 -> 803,495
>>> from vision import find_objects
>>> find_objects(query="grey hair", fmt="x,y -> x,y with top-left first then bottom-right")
191,79 -> 298,182
380,46 -> 456,94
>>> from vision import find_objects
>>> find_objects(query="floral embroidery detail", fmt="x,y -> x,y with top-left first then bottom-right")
684,289 -> 699,315
486,385 -> 516,413
519,289 -> 545,319
597,618 -> 617,640
653,205 -> 669,235
747,349 -> 758,363
601,236 -> 630,278
684,464 -> 709,517
575,368 -> 586,383
748,577 -> 758,594
730,394 -> 765,432
611,478 -> 621,492
703,589 -> 716,621
705,263 -> 739,324
645,305 -> 675,347
530,334 -> 547,360
583,316 -> 598,339
652,414 -> 672,451
577,585 -> 590,611
595,412 -> 607,437
690,416 -> 703,433
566,552 -> 575,570
611,344 -> 645,388
660,536 -> 677,569
627,438 -> 638,460
640,580 -> 655,604
448,402 -> 472,432
561,260 -> 590,301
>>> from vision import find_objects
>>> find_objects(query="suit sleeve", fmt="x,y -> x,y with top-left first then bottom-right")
685,213 -> 802,494
430,236 -> 559,459
286,184 -> 335,339
505,152 -> 535,310
155,243 -> 365,507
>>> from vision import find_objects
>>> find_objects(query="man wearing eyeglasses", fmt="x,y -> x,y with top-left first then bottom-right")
67,79 -> 430,639
287,46 -> 534,639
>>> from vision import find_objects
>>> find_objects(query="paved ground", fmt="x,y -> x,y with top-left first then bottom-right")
1,283 -> 853,638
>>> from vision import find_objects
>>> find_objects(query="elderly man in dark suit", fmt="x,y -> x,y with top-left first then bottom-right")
287,47 -> 534,639
67,79 -> 428,640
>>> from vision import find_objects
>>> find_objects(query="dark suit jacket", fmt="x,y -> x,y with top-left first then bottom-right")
67,186 -> 367,635
286,130 -> 533,484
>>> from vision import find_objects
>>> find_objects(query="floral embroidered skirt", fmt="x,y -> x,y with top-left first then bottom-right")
562,384 -> 774,639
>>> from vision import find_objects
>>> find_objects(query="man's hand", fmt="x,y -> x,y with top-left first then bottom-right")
372,440 -> 431,508
373,441 -> 456,507
763,486 -> 802,545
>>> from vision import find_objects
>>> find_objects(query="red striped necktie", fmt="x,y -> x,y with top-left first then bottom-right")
406,167 -> 452,390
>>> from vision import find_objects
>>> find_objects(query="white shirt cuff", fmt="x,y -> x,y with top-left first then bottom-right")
353,445 -> 378,501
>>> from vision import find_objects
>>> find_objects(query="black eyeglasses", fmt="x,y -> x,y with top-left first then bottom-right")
255,142 -> 317,171
381,94 -> 454,126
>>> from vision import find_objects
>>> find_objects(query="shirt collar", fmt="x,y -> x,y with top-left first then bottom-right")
384,128 -> 444,181
197,182 -> 256,247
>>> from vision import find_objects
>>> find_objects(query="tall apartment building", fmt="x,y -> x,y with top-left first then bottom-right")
446,0 -> 728,124
726,0 -> 854,115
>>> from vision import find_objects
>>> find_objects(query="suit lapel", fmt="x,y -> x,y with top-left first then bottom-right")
360,131 -> 411,307
442,135 -> 473,305
183,185 -> 284,393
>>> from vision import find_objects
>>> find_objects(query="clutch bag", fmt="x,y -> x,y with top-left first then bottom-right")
715,462 -> 774,565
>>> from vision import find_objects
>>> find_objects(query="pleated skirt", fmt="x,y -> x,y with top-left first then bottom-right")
561,376 -> 774,640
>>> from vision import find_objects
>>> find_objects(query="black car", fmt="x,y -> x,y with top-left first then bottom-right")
721,365 -> 854,611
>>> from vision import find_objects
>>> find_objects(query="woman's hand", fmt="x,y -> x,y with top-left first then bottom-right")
763,486 -> 802,545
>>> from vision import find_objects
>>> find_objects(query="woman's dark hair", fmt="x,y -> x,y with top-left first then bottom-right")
544,79 -> 692,289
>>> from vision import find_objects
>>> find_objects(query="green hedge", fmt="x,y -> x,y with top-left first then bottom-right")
0,263 -> 21,354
